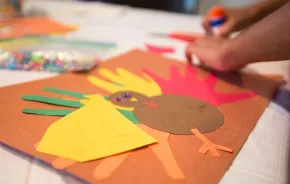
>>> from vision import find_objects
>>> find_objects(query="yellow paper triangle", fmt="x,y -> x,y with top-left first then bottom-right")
37,94 -> 156,162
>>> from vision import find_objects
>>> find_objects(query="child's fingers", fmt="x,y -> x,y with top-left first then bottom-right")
185,41 -> 206,67
202,15 -> 213,35
217,20 -> 236,37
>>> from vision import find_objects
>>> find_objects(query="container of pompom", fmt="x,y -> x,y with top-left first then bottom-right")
0,36 -> 116,73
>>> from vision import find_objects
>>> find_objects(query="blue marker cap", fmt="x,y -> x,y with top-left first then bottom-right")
210,17 -> 226,27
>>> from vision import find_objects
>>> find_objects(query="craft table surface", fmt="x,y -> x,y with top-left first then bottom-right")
1,0 -> 290,184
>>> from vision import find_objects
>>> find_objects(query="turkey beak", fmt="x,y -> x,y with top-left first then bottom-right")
131,97 -> 138,102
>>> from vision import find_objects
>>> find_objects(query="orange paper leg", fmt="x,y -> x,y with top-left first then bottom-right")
191,129 -> 233,157
93,152 -> 131,180
138,124 -> 185,180
34,141 -> 76,170
34,142 -> 39,149
52,157 -> 76,170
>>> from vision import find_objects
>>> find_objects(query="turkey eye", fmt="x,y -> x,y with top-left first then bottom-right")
115,97 -> 122,102
122,92 -> 132,98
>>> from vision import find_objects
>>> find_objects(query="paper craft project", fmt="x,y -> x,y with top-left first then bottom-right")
0,50 -> 282,184
0,17 -> 75,39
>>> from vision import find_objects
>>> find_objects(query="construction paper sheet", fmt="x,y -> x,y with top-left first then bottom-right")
37,94 -> 156,162
0,50 -> 282,184
145,43 -> 175,54
0,17 -> 75,39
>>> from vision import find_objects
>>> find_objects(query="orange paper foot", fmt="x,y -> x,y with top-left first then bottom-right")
138,124 -> 185,180
198,142 -> 233,157
52,157 -> 76,170
93,152 -> 131,180
150,139 -> 185,179
34,142 -> 76,170
34,142 -> 39,149
191,129 -> 233,157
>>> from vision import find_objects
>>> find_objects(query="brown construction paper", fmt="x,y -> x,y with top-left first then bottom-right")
0,50 -> 282,184
131,94 -> 224,135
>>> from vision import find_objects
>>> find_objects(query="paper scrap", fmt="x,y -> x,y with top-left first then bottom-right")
36,94 -> 156,162
0,17 -> 75,39
145,43 -> 175,54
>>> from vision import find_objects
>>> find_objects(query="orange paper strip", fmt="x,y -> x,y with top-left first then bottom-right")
0,17 -> 75,39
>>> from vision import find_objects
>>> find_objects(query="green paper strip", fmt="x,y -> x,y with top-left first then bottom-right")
22,95 -> 83,108
103,96 -> 139,124
23,108 -> 74,116
44,87 -> 87,99
118,109 -> 139,124
113,82 -> 123,87
22,95 -> 139,124
104,96 -> 109,100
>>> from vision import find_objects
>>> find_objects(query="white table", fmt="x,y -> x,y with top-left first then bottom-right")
1,1 -> 290,183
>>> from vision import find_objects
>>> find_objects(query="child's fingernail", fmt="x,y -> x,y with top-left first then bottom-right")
192,55 -> 201,66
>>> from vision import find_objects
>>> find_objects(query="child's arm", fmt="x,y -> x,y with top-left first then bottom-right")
203,0 -> 289,37
227,1 -> 290,68
186,2 -> 290,71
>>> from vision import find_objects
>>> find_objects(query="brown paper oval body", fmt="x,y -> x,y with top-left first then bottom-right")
133,94 -> 224,135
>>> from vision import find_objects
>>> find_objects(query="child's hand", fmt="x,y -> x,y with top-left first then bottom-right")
202,6 -> 255,37
185,36 -> 247,72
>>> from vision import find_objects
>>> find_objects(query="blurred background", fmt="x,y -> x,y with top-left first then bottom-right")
79,0 -> 261,14
0,0 -> 262,20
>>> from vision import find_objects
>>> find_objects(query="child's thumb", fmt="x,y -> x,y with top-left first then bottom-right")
216,21 -> 236,37
202,16 -> 213,35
